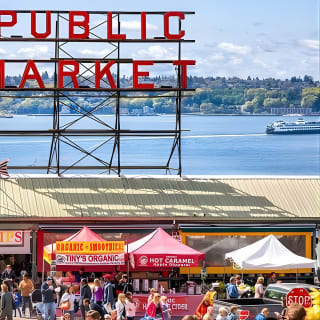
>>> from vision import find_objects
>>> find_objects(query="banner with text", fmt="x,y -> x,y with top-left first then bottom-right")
56,253 -> 125,265
133,254 -> 198,268
56,241 -> 125,254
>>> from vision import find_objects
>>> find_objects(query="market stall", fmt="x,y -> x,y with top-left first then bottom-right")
225,234 -> 316,270
43,226 -> 125,272
128,227 -> 206,318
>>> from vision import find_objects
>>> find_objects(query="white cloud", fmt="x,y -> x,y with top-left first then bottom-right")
208,53 -> 225,61
217,42 -> 251,55
121,20 -> 158,31
0,48 -> 6,54
230,57 -> 242,65
134,45 -> 175,60
79,49 -> 110,56
17,46 -> 49,59
299,39 -> 319,50
253,58 -> 268,68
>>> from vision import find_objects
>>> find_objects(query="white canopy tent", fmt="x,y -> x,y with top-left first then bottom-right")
225,234 -> 317,270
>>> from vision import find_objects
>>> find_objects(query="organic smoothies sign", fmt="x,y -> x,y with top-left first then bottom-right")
56,253 -> 125,265
56,241 -> 125,254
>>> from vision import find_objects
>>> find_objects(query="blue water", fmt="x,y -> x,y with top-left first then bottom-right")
0,115 -> 319,175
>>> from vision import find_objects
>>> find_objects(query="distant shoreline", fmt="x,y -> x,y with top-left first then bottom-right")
16,113 -> 320,117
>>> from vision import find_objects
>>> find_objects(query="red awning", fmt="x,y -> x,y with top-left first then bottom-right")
128,227 -> 205,269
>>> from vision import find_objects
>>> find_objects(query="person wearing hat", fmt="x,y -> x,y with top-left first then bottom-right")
103,274 -> 114,313
41,276 -> 56,320
1,265 -> 16,292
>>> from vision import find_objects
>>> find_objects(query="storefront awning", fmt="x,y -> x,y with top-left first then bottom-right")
128,227 -> 205,269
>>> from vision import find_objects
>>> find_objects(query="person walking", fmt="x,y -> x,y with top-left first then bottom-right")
80,279 -> 93,320
254,308 -> 269,320
18,273 -> 34,317
267,272 -> 277,285
115,293 -> 127,320
254,277 -> 264,298
146,293 -> 164,320
226,277 -> 239,299
93,279 -> 103,306
160,296 -> 171,320
60,286 -> 76,320
0,284 -> 14,320
13,288 -> 22,317
103,275 -> 114,313
125,292 -> 136,320
41,276 -> 56,320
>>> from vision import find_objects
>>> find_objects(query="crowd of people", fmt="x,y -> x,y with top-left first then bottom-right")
0,265 -> 309,320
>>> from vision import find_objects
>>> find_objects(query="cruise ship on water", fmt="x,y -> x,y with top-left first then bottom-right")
266,118 -> 320,134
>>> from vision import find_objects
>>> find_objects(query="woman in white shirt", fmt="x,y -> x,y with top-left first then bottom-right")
254,276 -> 264,298
125,292 -> 136,320
60,286 -> 76,320
116,293 -> 127,320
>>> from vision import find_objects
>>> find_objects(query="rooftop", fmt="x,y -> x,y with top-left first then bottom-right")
0,175 -> 319,222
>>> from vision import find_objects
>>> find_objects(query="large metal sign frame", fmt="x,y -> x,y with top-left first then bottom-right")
0,10 -> 195,176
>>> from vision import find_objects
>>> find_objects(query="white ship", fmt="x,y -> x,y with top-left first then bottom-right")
266,118 -> 320,134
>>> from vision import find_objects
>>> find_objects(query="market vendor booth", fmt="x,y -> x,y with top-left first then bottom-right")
128,228 -> 206,318
43,226 -> 125,274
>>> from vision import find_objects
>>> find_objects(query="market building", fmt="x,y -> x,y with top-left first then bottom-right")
0,175 -> 319,284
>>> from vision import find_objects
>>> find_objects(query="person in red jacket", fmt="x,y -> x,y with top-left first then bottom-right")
146,293 -> 164,320
194,296 -> 211,320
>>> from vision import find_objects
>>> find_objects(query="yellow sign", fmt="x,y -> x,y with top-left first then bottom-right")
43,247 -> 52,265
56,241 -> 125,254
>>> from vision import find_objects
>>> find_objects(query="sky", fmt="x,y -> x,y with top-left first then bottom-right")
0,0 -> 319,80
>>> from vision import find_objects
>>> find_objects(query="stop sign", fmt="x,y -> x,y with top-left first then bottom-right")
286,288 -> 312,308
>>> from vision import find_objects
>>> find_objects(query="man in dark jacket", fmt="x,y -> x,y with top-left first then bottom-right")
80,278 -> 92,320
118,275 -> 133,294
41,276 -> 56,320
1,265 -> 16,291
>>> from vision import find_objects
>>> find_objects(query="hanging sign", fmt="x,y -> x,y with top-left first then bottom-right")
56,253 -> 125,265
0,231 -> 23,246
56,241 -> 125,254
135,254 -> 198,268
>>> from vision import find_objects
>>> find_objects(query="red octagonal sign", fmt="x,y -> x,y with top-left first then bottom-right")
286,288 -> 312,308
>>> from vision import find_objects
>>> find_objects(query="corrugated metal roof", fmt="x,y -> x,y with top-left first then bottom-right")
0,177 -> 319,220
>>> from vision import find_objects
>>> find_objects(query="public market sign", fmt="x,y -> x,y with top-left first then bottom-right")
56,241 -> 125,254
0,10 -> 195,89
133,254 -> 198,268
56,253 -> 125,265
286,288 -> 312,308
0,231 -> 23,246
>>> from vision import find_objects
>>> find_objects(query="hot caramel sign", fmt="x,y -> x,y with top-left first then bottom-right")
56,241 -> 125,254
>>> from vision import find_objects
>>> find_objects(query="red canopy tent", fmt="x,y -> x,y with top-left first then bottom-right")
43,226 -> 125,272
128,227 -> 205,269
